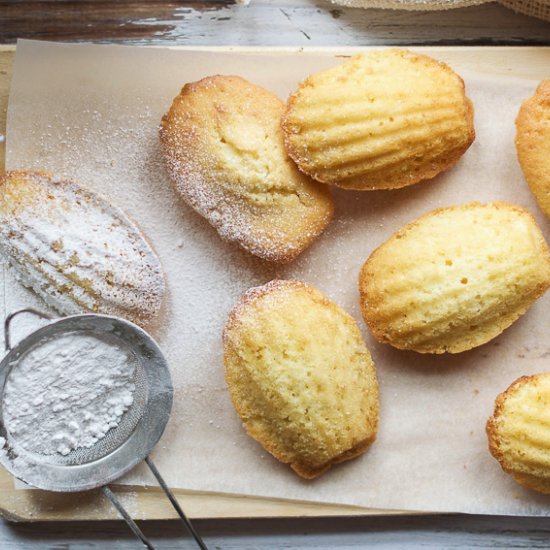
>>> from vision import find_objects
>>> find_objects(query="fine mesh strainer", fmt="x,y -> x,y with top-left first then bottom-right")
0,308 -> 207,550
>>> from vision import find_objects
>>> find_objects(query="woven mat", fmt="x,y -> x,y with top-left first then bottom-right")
332,0 -> 550,21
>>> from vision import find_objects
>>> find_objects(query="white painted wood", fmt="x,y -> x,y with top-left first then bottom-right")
3,513 -> 550,548
121,0 -> 550,46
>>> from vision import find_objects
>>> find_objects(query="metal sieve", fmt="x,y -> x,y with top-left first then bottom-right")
0,308 -> 207,549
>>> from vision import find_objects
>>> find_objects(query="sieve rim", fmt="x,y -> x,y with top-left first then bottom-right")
0,312 -> 173,492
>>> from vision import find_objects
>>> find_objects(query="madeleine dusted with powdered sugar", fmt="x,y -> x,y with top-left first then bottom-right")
359,202 -> 550,354
282,49 -> 475,190
0,171 -> 165,329
160,75 -> 333,263
223,280 -> 379,479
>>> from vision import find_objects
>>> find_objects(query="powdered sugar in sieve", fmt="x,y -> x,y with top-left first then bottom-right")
0,309 -> 206,550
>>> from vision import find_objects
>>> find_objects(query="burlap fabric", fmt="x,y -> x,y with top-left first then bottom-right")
332,0 -> 550,22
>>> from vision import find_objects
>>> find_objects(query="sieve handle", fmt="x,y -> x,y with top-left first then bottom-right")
4,308 -> 54,351
102,469 -> 208,550
102,486 -> 155,549
145,456 -> 209,549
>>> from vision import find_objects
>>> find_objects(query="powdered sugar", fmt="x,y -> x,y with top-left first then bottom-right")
0,172 -> 165,328
2,332 -> 136,456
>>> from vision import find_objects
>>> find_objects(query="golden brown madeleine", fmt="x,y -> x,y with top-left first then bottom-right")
160,75 -> 333,263
282,49 -> 475,191
516,80 -> 550,218
487,373 -> 550,494
359,202 -> 550,354
0,171 -> 165,329
223,280 -> 379,479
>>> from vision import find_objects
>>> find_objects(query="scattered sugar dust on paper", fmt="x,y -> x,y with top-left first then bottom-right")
5,40 -> 550,515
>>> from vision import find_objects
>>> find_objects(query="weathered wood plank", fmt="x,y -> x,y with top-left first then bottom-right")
0,0 -> 549,45
3,512 -> 550,548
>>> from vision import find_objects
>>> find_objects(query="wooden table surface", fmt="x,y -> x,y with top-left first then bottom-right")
2,0 -> 550,46
1,1 -> 550,548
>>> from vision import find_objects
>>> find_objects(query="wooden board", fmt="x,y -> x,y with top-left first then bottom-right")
0,44 -> 548,523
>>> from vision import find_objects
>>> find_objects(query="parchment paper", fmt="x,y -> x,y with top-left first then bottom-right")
5,40 -> 550,515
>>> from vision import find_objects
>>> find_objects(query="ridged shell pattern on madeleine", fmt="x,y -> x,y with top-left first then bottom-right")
160,75 -> 334,263
223,280 -> 379,479
282,49 -> 475,190
0,171 -> 165,328
516,80 -> 550,219
359,202 -> 550,354
487,373 -> 550,494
